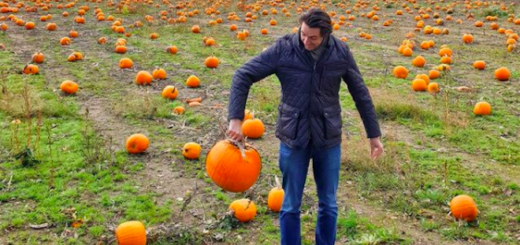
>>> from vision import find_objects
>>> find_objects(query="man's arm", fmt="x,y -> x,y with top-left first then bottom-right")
342,45 -> 381,139
227,43 -> 280,141
228,43 -> 280,121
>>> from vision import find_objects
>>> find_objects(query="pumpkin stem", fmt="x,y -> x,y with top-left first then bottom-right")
275,175 -> 281,188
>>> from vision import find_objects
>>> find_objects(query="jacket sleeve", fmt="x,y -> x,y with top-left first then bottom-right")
228,42 -> 280,121
342,45 -> 382,138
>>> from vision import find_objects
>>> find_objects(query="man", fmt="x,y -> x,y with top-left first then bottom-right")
226,8 -> 384,245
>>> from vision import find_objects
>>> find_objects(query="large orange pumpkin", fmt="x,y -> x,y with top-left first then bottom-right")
115,221 -> 146,245
229,199 -> 257,222
135,71 -> 152,85
206,140 -> 261,192
393,66 -> 408,79
204,56 -> 219,68
450,195 -> 478,222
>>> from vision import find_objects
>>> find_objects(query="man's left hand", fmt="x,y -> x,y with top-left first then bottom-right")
369,137 -> 384,160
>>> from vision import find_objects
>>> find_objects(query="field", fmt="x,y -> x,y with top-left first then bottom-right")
1,0 -> 519,244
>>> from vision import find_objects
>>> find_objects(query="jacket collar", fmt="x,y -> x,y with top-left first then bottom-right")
292,30 -> 335,68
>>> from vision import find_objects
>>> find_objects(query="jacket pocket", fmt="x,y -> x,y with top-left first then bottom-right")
277,103 -> 300,140
323,105 -> 342,139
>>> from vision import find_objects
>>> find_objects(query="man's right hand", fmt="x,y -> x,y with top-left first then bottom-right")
227,119 -> 244,142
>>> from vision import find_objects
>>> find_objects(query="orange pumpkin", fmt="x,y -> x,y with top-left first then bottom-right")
229,199 -> 257,222
60,80 -> 79,94
260,28 -> 268,35
462,33 -> 474,44
244,109 -> 254,120
267,176 -> 284,212
69,30 -> 78,38
60,37 -> 71,45
450,195 -> 478,222
173,106 -> 185,115
119,58 -> 133,69
473,60 -> 486,70
161,86 -> 178,100
393,66 -> 408,79
115,45 -> 127,54
206,140 -> 261,192
411,79 -> 427,91
152,68 -> 167,80
185,75 -> 200,88
32,52 -> 45,63
182,142 -> 202,160
473,101 -> 491,115
150,33 -> 158,39
427,82 -> 440,94
429,70 -> 441,79
242,118 -> 264,139
24,22 -> 35,30
23,64 -> 39,75
166,45 -> 178,54
46,23 -> 57,31
191,25 -> 201,33
115,221 -> 146,245
412,55 -> 426,67
204,56 -> 219,68
438,47 -> 452,57
126,134 -> 149,154
494,67 -> 510,81
98,37 -> 107,44
135,71 -> 153,85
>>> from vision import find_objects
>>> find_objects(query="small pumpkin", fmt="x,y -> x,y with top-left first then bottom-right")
98,37 -> 107,44
260,28 -> 268,35
173,106 -> 185,115
182,142 -> 202,160
411,79 -> 427,91
412,55 -> 426,67
450,195 -> 478,222
204,56 -> 219,68
150,33 -> 158,39
24,22 -> 35,30
166,45 -> 178,54
244,109 -> 254,120
60,80 -> 79,94
161,85 -> 178,100
185,75 -> 200,88
229,199 -> 257,222
32,52 -> 45,63
69,30 -> 78,38
267,176 -> 284,212
473,60 -> 486,70
115,221 -> 146,245
191,25 -> 201,33
135,71 -> 153,85
242,118 -> 265,139
393,66 -> 408,79
119,58 -> 133,69
473,101 -> 491,115
152,68 -> 167,80
206,140 -> 261,192
126,134 -> 149,154
462,33 -> 473,44
23,64 -> 39,75
494,67 -> 510,81
60,37 -> 71,45
427,82 -> 440,94
115,45 -> 127,54
46,23 -> 57,31
438,47 -> 452,57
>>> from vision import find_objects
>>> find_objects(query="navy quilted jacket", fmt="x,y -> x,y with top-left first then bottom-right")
228,33 -> 381,149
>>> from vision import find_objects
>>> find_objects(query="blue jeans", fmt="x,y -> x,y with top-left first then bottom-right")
279,141 -> 341,245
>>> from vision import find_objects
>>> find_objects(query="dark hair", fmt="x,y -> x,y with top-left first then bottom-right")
299,8 -> 332,37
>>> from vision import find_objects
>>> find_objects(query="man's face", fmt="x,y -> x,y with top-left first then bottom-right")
300,22 -> 324,51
